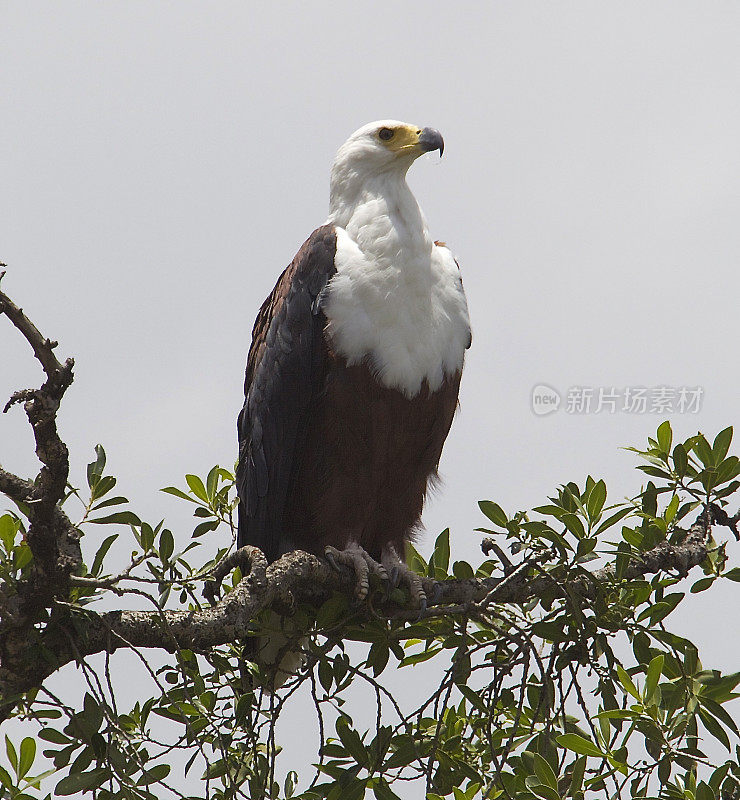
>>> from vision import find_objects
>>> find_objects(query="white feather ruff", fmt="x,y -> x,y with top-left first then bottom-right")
323,122 -> 471,398
324,229 -> 470,397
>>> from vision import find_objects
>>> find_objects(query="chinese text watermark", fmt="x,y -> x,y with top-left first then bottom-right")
531,385 -> 703,417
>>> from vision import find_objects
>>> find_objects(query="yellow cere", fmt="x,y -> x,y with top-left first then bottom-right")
379,124 -> 424,154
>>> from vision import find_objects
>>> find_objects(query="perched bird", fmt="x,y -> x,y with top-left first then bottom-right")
236,120 -> 471,608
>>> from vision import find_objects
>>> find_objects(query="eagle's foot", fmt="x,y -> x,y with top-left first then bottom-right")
324,542 -> 388,601
382,546 -> 426,611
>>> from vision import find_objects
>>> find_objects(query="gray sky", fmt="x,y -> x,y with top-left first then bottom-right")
2,0 -> 740,792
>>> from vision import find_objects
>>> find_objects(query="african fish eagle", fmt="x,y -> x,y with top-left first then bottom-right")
236,120 -> 471,605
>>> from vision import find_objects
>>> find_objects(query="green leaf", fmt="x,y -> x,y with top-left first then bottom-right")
315,596 -> 351,632
400,646 -> 442,667
586,480 -> 606,520
699,696 -> 740,737
373,777 -> 402,800
185,474 -> 209,503
5,736 -> 17,773
336,717 -> 369,768
526,778 -> 560,800
717,456 -> 740,485
568,756 -> 586,794
161,486 -> 200,504
137,763 -> 171,785
533,753 -> 558,790
594,506 -> 633,535
17,737 -> 35,780
458,684 -> 487,712
429,529 -> 450,577
616,666 -> 640,700
641,482 -> 658,516
645,655 -> 664,702
556,734 -> 603,758
13,545 -> 32,570
86,445 -> 106,489
691,577 -> 716,593
656,421 -> 673,455
74,693 -> 104,739
90,534 -> 117,577
478,500 -> 507,528
91,495 -> 129,510
637,465 -> 672,480
698,705 -> 731,751
284,769 -> 298,799
405,543 -> 427,575
562,513 -> 585,540
713,427 -> 734,463
318,659 -> 333,693
665,494 -> 679,524
193,520 -> 219,538
38,729 -> 70,745
90,475 -> 116,501
367,642 -> 389,677
696,782 -> 716,800
695,436 -> 714,467
452,560 -> 474,579
636,592 -> 683,624
205,465 -> 220,501
532,621 -> 570,643
0,765 -> 12,789
672,444 -> 688,478
724,567 -> 740,582
709,763 -> 731,793
88,511 -> 141,527
0,515 -> 18,551
55,768 -> 108,795
159,529 -> 174,562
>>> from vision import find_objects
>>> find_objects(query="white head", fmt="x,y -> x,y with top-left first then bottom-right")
328,120 -> 444,221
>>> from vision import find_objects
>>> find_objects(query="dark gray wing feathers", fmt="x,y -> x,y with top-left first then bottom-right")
236,225 -> 337,561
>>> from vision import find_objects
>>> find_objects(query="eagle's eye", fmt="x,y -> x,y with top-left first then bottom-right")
378,128 -> 394,141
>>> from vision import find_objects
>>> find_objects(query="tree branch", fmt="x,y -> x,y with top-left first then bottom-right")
0,509 -> 717,712
0,272 -> 70,384
0,468 -> 33,507
1,279 -> 82,704
1,275 -> 75,508
0,281 -> 725,723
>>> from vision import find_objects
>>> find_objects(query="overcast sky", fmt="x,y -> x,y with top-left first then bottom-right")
2,1 -> 740,793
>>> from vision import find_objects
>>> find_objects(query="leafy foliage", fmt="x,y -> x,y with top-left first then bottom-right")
1,423 -> 740,799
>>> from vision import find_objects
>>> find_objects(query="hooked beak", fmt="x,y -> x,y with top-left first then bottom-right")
418,127 -> 444,157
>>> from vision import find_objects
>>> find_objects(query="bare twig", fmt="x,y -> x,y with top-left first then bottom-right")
0,284 -> 71,383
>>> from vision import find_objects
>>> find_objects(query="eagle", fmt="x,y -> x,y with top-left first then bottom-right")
236,120 -> 471,607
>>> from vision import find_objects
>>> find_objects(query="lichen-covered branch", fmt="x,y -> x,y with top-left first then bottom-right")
0,511 -> 717,708
0,469 -> 33,507
0,278 -> 82,718
0,275 -> 75,507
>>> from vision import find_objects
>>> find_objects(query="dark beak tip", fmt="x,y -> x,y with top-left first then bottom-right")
419,126 -> 445,157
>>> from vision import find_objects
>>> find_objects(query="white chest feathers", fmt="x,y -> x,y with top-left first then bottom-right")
322,226 -> 471,398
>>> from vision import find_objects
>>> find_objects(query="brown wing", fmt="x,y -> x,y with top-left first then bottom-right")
236,225 -> 337,561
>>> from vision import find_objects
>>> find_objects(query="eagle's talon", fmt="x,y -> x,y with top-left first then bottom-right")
324,543 -> 388,601
324,549 -> 339,572
381,546 -> 426,609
